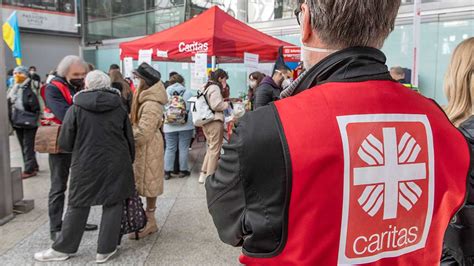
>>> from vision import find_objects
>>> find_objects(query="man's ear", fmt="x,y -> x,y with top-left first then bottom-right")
301,3 -> 313,44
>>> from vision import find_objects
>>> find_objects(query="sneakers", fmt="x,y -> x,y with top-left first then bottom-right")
164,171 -> 172,180
34,248 -> 70,262
96,249 -> 117,264
180,171 -> 191,178
198,172 -> 207,184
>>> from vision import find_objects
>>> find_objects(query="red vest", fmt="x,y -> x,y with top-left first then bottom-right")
40,80 -> 73,125
240,80 -> 469,265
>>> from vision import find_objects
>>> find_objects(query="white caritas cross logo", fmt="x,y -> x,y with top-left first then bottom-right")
354,128 -> 426,220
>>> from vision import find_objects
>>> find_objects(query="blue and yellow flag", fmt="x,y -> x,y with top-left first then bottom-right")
2,11 -> 22,65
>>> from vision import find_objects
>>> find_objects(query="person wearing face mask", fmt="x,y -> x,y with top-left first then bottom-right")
247,71 -> 265,110
253,64 -> 292,110
198,69 -> 229,184
7,66 -> 41,179
29,66 -> 42,84
206,1 -> 470,265
43,55 -> 98,242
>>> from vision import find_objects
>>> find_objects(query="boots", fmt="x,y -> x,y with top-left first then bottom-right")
129,209 -> 158,239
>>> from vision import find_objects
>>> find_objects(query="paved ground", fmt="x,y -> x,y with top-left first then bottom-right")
0,135 -> 241,265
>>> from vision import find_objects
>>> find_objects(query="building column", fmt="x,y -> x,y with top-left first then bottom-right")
0,11 -> 14,225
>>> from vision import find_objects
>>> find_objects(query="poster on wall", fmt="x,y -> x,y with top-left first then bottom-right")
194,53 -> 208,78
1,0 -> 78,33
138,49 -> 153,65
123,57 -> 134,78
190,63 -> 207,91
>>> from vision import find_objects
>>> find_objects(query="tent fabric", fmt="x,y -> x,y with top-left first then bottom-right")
119,6 -> 293,63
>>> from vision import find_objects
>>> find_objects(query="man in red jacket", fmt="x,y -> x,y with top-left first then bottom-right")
205,0 -> 471,265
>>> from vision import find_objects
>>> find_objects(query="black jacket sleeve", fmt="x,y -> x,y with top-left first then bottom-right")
254,84 -> 274,110
124,115 -> 135,163
205,120 -> 246,247
58,106 -> 77,152
206,104 -> 290,256
44,83 -> 71,122
459,119 -> 474,204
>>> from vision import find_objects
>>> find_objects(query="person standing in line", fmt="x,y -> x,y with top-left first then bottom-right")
163,73 -> 194,179
110,70 -> 133,113
441,37 -> 474,266
6,69 -> 14,90
7,66 -> 41,179
43,55 -> 98,242
248,71 -> 266,110
254,65 -> 292,109
130,62 -> 167,239
108,64 -> 121,76
164,71 -> 178,88
34,70 -> 135,264
29,66 -> 42,83
206,1 -> 471,265
198,69 -> 229,184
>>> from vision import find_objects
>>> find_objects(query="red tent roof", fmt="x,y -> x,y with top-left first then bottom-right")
119,6 -> 293,63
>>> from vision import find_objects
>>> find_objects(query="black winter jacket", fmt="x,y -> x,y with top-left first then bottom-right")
59,88 -> 135,207
254,76 -> 281,110
442,116 -> 474,266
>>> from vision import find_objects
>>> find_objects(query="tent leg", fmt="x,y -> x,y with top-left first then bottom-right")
211,56 -> 216,70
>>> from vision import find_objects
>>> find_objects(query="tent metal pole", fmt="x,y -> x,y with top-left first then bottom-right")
211,56 -> 216,70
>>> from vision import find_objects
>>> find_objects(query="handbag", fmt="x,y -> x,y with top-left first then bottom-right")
120,191 -> 147,240
34,125 -> 62,154
11,108 -> 38,129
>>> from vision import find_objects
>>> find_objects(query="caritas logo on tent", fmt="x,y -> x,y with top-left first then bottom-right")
337,114 -> 434,264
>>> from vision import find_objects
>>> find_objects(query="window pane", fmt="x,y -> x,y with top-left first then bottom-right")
146,5 -> 186,34
86,20 -> 112,41
112,13 -> 146,38
147,0 -> 185,9
85,0 -> 112,21
111,0 -> 145,16
248,0 -> 298,23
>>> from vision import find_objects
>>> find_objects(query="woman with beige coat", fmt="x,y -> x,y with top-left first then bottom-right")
130,63 -> 167,239
198,69 -> 230,184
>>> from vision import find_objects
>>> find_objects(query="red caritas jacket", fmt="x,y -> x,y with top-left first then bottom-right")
205,47 -> 471,266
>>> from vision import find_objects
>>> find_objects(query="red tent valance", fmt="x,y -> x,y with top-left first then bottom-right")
119,6 -> 293,63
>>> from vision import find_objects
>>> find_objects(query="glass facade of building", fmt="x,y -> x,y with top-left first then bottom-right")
83,0 -> 474,104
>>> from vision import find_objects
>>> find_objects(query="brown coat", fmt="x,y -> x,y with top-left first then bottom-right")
133,81 -> 167,197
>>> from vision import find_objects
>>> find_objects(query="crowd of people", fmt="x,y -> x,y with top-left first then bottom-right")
3,0 -> 474,264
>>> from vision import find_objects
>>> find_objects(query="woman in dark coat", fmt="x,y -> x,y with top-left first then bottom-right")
34,70 -> 135,264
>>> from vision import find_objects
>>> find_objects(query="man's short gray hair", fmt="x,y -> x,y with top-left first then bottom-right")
56,55 -> 88,77
85,70 -> 111,90
307,0 -> 401,49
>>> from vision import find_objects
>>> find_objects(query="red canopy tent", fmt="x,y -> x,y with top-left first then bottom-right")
119,6 -> 293,64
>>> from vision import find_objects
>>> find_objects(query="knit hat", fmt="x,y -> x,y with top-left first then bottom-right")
133,62 -> 161,86
14,66 -> 28,76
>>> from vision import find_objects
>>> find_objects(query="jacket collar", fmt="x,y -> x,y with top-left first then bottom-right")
285,47 -> 393,97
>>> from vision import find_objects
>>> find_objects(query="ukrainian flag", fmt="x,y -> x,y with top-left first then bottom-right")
2,11 -> 22,65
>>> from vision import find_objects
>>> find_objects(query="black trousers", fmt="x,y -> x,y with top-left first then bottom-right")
14,127 -> 38,173
48,153 -> 72,232
52,202 -> 123,254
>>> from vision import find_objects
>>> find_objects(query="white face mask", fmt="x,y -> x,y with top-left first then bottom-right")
301,44 -> 338,53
